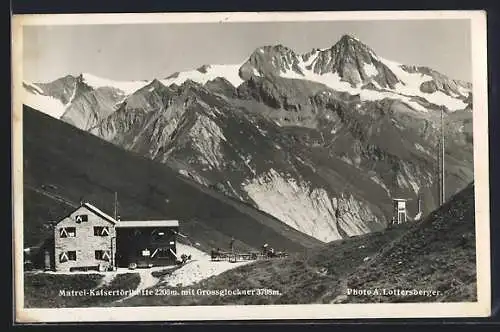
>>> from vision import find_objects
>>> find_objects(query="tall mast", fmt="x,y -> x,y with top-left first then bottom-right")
437,114 -> 442,206
441,108 -> 445,204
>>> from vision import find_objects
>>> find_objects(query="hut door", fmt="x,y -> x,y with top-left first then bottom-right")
398,211 -> 406,224
44,250 -> 51,271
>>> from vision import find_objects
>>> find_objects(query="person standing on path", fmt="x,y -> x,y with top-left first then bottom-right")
230,237 -> 235,253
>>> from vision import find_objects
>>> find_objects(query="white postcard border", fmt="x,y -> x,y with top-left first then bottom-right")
12,10 -> 490,322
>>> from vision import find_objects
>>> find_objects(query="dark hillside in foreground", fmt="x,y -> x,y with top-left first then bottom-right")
344,182 -> 476,303
22,105 -> 322,253
117,224 -> 411,306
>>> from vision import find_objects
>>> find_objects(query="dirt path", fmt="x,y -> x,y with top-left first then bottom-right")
95,273 -> 116,289
135,269 -> 160,291
114,267 -> 177,303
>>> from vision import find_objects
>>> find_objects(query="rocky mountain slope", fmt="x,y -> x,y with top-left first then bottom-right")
22,34 -> 474,243
23,105 -> 322,254
23,73 -> 149,129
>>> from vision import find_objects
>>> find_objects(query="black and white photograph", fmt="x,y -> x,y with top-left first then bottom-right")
12,11 -> 490,322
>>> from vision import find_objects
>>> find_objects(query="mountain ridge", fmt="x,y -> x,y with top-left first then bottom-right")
23,34 -> 471,122
21,34 -> 474,243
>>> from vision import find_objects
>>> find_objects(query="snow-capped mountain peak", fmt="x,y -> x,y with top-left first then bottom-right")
239,44 -> 303,80
237,36 -> 471,112
304,33 -> 395,85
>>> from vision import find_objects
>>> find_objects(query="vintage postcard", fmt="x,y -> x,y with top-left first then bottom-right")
12,10 -> 490,322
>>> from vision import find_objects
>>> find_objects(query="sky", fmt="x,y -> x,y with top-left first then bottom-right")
23,19 -> 472,83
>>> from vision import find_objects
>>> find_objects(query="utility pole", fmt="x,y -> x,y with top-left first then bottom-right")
114,192 -> 118,220
437,137 -> 441,206
437,108 -> 446,206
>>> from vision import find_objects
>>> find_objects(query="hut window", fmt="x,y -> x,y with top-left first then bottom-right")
60,251 -> 76,262
60,227 -> 76,238
95,250 -> 111,261
94,226 -> 109,236
75,214 -> 88,223
67,251 -> 76,260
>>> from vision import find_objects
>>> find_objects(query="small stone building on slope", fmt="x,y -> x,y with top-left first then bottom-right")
50,202 -> 179,272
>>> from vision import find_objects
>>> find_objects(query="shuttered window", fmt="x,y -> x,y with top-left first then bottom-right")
75,214 -> 88,223
93,226 -> 109,236
95,250 -> 111,261
60,227 -> 76,238
59,251 -> 76,262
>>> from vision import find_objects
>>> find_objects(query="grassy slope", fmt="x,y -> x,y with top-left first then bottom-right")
345,182 -> 476,303
23,188 -> 76,247
24,273 -> 103,308
22,105 -> 322,254
116,225 -> 410,306
119,182 -> 476,306
24,273 -> 140,308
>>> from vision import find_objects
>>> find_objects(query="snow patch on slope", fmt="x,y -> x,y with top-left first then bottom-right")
281,65 -> 431,112
415,142 -> 434,158
80,73 -> 148,95
65,81 -> 78,110
162,64 -> 243,88
22,84 -> 66,118
178,169 -> 210,186
363,62 -> 378,77
403,162 -> 430,195
370,175 -> 390,195
24,82 -> 44,94
378,58 -> 470,110
396,172 -> 410,190
276,56 -> 468,112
